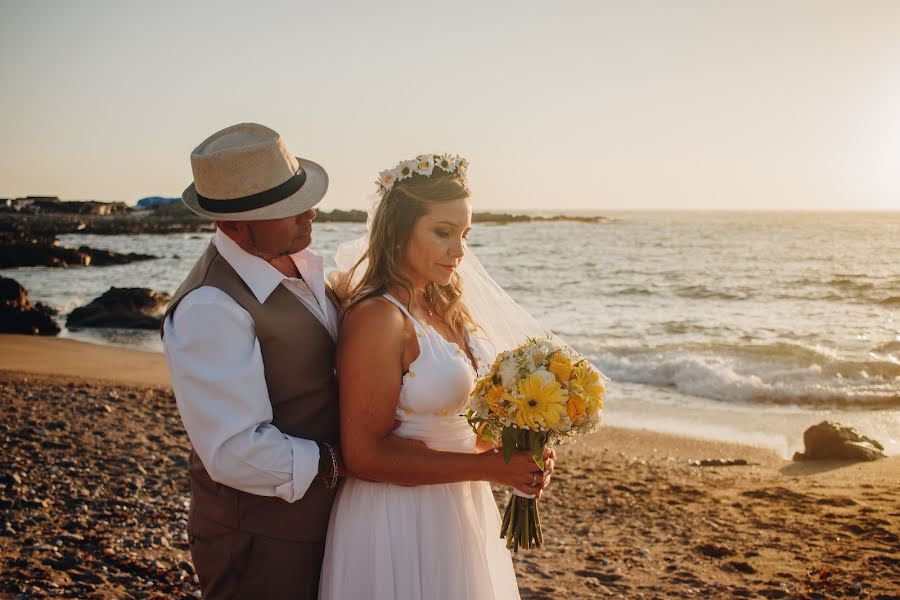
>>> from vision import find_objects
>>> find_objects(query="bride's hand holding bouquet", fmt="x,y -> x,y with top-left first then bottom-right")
468,338 -> 606,551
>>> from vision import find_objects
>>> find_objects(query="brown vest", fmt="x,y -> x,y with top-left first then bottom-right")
163,242 -> 340,542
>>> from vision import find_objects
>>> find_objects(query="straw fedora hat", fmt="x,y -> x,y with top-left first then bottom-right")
182,123 -> 328,221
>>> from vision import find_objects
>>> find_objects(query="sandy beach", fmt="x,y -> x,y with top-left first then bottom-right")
1,335 -> 897,599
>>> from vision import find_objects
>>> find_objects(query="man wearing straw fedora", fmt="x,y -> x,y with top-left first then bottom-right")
162,123 -> 342,598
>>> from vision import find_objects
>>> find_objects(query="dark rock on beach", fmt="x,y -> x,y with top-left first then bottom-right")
0,277 -> 59,335
688,458 -> 750,467
67,287 -> 171,330
74,245 -> 157,266
0,233 -> 90,268
792,421 -> 887,462
0,227 -> 157,269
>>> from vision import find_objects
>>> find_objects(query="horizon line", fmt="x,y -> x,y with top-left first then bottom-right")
3,196 -> 898,213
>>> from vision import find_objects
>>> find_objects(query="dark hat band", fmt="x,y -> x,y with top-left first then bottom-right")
196,168 -> 307,214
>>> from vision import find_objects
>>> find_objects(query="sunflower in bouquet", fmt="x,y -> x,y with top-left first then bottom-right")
467,338 -> 606,551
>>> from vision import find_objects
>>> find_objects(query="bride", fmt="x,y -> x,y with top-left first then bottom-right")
318,154 -> 555,599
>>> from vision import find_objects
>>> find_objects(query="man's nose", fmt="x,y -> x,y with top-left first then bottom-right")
298,208 -> 316,222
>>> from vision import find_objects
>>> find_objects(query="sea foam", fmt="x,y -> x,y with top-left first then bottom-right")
588,342 -> 900,409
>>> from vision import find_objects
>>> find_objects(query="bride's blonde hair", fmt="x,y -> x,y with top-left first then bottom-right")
334,169 -> 479,356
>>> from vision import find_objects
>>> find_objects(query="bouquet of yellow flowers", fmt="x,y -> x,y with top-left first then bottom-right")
467,338 -> 606,551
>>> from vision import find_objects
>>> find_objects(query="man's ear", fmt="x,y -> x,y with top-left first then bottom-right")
216,220 -> 247,242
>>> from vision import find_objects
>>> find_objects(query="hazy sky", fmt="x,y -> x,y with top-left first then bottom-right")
2,0 -> 899,211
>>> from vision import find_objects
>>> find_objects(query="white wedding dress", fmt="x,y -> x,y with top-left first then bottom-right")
318,294 -> 520,600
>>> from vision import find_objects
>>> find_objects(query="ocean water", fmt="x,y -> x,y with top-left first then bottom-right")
4,211 -> 899,457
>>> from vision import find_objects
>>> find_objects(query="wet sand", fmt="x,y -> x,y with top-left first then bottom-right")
0,335 -> 169,386
1,336 -> 897,599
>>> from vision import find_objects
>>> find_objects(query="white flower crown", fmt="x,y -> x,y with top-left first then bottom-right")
375,153 -> 469,197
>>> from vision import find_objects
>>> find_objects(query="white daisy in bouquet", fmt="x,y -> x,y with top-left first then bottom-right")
467,338 -> 606,551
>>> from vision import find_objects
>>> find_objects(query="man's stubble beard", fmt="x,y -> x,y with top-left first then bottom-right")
246,225 -> 309,261
246,226 -> 286,261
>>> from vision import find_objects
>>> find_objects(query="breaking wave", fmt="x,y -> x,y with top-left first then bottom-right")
587,341 -> 900,409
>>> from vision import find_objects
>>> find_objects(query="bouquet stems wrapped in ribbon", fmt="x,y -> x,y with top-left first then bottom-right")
468,338 -> 606,552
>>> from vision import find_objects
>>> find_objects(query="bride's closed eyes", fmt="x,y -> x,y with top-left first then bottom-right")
434,228 -> 470,241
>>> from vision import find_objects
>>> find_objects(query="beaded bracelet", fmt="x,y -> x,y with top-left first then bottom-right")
320,442 -> 339,489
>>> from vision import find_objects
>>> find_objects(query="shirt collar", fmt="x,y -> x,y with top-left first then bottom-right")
213,229 -> 323,304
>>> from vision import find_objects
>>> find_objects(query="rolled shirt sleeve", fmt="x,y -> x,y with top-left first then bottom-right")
163,286 -> 319,503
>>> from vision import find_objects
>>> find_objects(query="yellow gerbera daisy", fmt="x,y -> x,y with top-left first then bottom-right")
572,363 -> 605,411
548,354 -> 574,382
504,373 -> 566,431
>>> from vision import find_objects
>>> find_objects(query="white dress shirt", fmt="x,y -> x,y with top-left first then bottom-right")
163,229 -> 339,503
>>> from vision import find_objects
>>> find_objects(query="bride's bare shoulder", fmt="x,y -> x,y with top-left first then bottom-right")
341,296 -> 406,339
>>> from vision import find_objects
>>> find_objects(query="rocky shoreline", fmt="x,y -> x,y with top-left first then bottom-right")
1,277 -> 170,336
1,368 -> 897,599
0,205 -> 606,272
1,205 -> 607,237
0,224 -> 156,270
